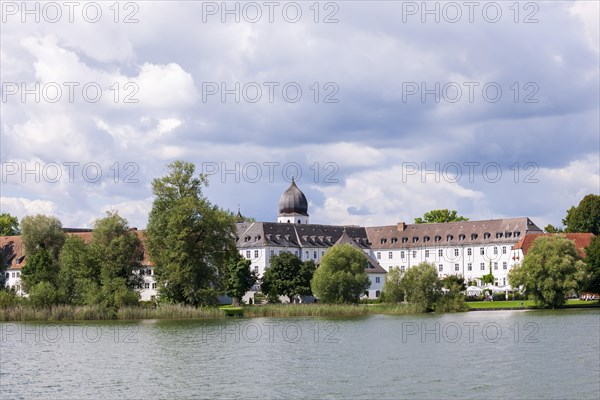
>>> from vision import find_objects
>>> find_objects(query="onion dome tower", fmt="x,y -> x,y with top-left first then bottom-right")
277,178 -> 309,224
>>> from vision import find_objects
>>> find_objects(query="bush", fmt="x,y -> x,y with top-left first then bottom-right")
0,290 -> 21,308
27,281 -> 59,307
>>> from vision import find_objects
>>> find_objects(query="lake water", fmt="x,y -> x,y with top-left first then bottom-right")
1,309 -> 599,399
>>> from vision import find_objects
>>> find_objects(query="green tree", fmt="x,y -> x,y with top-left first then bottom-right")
27,281 -> 59,307
20,247 -> 59,292
508,235 -> 588,308
382,267 -> 404,303
58,235 -> 99,305
146,161 -> 238,306
89,211 -> 142,308
544,224 -> 564,233
20,214 -> 65,260
311,244 -> 370,304
437,275 -> 468,312
261,253 -> 315,303
0,213 -> 19,236
481,262 -> 495,285
583,235 -> 600,294
399,262 -> 441,311
414,209 -> 469,224
442,275 -> 466,292
225,254 -> 257,306
563,194 -> 600,235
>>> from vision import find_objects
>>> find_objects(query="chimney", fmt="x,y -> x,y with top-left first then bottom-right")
397,222 -> 406,232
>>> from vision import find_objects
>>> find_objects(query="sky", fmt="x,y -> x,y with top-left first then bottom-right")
1,0 -> 599,230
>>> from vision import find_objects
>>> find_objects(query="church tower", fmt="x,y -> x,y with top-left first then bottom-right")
277,178 -> 309,224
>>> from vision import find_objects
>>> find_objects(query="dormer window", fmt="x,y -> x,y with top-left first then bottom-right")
412,236 -> 419,243
496,232 -> 503,239
505,232 -> 512,238
459,234 -> 466,241
380,238 -> 388,244
471,233 -> 478,240
484,232 -> 491,239
402,237 -> 408,243
435,236 -> 441,242
514,231 -> 521,237
423,236 -> 430,242
391,237 -> 398,244
447,235 -> 453,241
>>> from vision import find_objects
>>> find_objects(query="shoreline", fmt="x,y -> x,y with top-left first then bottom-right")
0,301 -> 598,322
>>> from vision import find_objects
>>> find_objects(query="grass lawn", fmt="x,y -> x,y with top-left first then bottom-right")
468,299 -> 600,310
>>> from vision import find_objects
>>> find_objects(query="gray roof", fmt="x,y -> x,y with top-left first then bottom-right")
366,218 -> 543,249
278,179 -> 309,216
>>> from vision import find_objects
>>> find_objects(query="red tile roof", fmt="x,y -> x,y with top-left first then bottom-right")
512,233 -> 595,257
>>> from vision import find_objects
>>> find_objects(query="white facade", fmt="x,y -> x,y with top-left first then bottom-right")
4,268 -> 24,296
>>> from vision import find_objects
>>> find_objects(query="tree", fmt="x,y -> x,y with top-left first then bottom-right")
58,235 -> 99,305
20,247 -> 60,292
20,214 -> 65,260
311,244 -> 370,304
146,161 -> 238,306
414,209 -> 468,224
563,194 -> 600,235
544,224 -> 564,233
583,235 -> 600,294
437,275 -> 468,312
261,252 -> 315,303
508,235 -> 588,308
0,213 -> 19,236
442,275 -> 466,292
224,254 -> 257,306
27,281 -> 59,307
481,262 -> 495,285
382,267 -> 404,303
88,211 -> 142,308
399,262 -> 441,311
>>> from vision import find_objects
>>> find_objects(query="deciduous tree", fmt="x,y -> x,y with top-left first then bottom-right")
225,254 -> 257,306
382,267 -> 404,303
399,262 -> 441,311
311,244 -> 370,304
261,252 -> 315,303
414,209 -> 468,224
20,214 -> 65,260
583,235 -> 600,294
0,213 -> 19,236
563,194 -> 600,235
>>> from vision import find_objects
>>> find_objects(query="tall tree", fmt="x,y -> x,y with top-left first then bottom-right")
146,161 -> 238,306
58,235 -> 99,305
20,214 -> 65,260
544,224 -> 564,233
224,254 -> 257,306
261,253 -> 315,303
583,235 -> 600,294
399,262 -> 441,311
20,247 -> 59,291
0,213 -> 19,236
508,235 -> 588,308
562,194 -> 600,235
414,209 -> 469,224
311,244 -> 370,304
89,211 -> 142,308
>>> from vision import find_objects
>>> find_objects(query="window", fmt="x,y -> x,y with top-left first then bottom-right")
484,232 -> 491,239
389,252 -> 393,259
438,264 -> 443,272
16,272 -> 20,277
514,231 -> 521,237
447,235 -> 453,241
503,262 -> 507,270
435,236 -> 441,242
502,246 -> 507,254
147,269 -> 151,275
412,237 -> 419,243
271,250 -> 275,256
400,266 -> 405,272
493,247 -> 498,255
494,262 -> 498,270
4,273 -> 8,279
467,248 -> 472,256
412,250 -> 417,258
455,264 -> 459,271
471,233 -> 478,240
375,277 -> 381,283
255,250 -> 259,258
438,249 -> 443,257
425,250 -> 430,258
306,251 -> 309,259
459,234 -> 466,241
140,269 -> 145,275
144,283 -> 150,289
401,251 -> 405,259
254,266 -> 259,274
480,262 -> 485,271
152,283 -> 157,289
480,248 -> 485,255
12,272 -> 15,278
246,250 -> 251,259
314,251 -> 317,259
376,290 -> 381,298
376,252 -> 381,259
454,249 -> 459,257
467,263 -> 472,271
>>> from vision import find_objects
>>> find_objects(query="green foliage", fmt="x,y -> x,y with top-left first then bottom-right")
28,281 -> 59,307
20,214 -> 65,260
481,262 -> 495,285
0,213 -> 19,236
544,224 -> 564,233
311,244 -> 370,304
414,209 -> 469,224
509,235 -> 588,308
58,235 -> 98,305
20,247 -> 59,291
0,289 -> 21,307
225,254 -> 257,306
399,262 -> 441,312
442,275 -> 466,292
583,235 -> 600,293
146,161 -> 238,306
563,194 -> 600,235
261,252 -> 316,302
382,267 -> 404,303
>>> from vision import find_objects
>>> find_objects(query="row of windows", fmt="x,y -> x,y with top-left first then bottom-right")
390,261 -> 509,273
139,268 -> 153,276
377,246 -> 508,260
246,249 -> 327,260
380,231 -> 521,245
135,283 -> 157,290
4,272 -> 21,279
